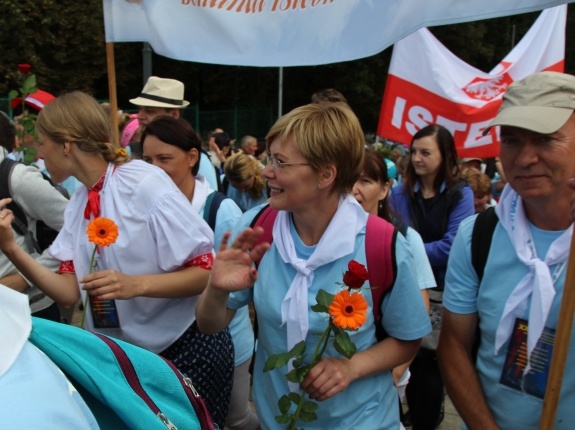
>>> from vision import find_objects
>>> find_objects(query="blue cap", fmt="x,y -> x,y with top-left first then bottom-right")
385,158 -> 397,180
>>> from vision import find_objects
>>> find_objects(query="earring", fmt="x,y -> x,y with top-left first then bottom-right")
64,151 -> 68,157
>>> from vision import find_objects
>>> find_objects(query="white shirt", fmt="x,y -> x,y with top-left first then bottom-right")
50,160 -> 214,352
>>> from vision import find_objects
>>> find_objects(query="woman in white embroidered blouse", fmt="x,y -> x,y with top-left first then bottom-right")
0,91 -> 233,429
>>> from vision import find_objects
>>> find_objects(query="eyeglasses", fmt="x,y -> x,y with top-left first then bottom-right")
267,155 -> 310,170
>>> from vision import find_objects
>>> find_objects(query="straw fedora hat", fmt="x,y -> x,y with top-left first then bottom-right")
130,76 -> 190,109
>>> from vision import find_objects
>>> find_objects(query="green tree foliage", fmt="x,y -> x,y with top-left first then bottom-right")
0,0 -> 109,96
0,2 -> 573,135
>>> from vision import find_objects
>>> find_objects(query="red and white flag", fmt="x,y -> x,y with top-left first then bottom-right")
377,6 -> 567,158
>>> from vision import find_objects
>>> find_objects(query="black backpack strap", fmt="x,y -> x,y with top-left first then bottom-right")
203,191 -> 227,232
222,176 -> 229,195
470,206 -> 498,362
0,158 -> 29,237
471,206 -> 499,282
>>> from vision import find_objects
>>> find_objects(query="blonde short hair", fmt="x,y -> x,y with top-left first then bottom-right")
265,102 -> 364,193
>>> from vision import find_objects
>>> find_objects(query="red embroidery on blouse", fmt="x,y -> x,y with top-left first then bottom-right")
184,253 -> 214,270
58,260 -> 75,274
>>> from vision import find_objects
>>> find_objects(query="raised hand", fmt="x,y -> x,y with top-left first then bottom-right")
208,226 -> 270,293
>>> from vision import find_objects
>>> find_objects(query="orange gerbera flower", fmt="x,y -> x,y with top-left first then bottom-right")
86,217 -> 119,247
328,290 -> 368,331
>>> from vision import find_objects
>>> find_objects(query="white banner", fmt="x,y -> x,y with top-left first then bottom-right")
377,5 -> 567,158
103,0 -> 572,67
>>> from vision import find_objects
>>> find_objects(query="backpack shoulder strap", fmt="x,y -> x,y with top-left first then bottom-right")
366,214 -> 398,341
250,204 -> 276,267
203,191 -> 227,232
471,206 -> 499,282
0,158 -> 30,237
222,176 -> 229,195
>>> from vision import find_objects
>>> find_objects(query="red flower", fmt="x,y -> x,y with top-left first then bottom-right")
342,260 -> 369,289
18,63 -> 31,74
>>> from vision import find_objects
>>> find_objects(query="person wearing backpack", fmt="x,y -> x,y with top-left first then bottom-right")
141,116 -> 258,430
0,111 -> 68,322
438,72 -> 575,429
353,148 -> 436,426
0,92 -> 224,427
196,102 -> 431,429
388,124 -> 475,430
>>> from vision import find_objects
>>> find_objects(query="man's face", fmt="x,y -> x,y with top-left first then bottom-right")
499,113 -> 575,206
137,106 -> 179,130
244,140 -> 258,156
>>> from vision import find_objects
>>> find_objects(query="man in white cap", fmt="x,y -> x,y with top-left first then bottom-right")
438,71 -> 575,429
130,77 -> 219,190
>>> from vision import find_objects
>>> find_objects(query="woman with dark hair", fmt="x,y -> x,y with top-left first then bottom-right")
353,148 -> 435,422
389,124 -> 474,430
142,116 -> 258,430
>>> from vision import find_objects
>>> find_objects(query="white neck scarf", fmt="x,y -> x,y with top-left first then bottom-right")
274,195 -> 368,354
495,185 -> 572,372
190,174 -> 212,213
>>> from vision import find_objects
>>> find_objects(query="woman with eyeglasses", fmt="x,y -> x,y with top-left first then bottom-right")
223,152 -> 268,212
195,102 -> 431,429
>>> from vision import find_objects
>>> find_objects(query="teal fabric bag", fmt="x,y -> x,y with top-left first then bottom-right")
29,317 -> 215,430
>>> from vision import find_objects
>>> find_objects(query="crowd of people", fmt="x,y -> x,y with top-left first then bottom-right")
1,71 -> 574,430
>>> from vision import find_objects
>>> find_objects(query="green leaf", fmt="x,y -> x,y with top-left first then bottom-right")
298,410 -> 318,422
264,353 -> 288,372
289,340 -> 306,357
277,394 -> 291,414
288,392 -> 301,404
275,414 -> 291,424
8,90 -> 19,101
301,401 -> 318,413
310,303 -> 329,313
22,74 -> 38,95
292,354 -> 305,368
315,289 -> 334,308
334,330 -> 357,359
285,365 -> 310,383
23,120 -> 36,134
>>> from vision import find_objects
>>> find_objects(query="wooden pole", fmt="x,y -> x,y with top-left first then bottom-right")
106,42 -> 120,147
539,231 -> 575,428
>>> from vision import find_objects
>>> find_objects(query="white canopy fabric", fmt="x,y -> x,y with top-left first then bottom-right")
103,0 -> 573,67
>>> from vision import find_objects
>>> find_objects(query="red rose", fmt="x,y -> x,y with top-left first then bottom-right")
18,63 -> 31,74
342,260 -> 369,289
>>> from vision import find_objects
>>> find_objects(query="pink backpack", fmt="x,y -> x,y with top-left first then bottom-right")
250,205 -> 398,340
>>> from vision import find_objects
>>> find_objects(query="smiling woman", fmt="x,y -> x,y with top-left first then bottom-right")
195,102 -> 431,429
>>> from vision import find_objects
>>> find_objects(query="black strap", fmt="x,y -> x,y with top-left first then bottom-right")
222,176 -> 229,195
471,206 -> 499,282
0,158 -> 30,237
470,206 -> 498,362
202,191 -> 227,232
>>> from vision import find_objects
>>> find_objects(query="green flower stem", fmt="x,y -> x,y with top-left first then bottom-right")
80,245 -> 98,329
289,323 -> 332,429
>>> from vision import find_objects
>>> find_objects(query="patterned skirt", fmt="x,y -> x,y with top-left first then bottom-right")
161,321 -> 234,429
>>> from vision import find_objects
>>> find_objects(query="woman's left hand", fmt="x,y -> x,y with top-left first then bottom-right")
300,357 -> 355,401
81,270 -> 139,300
0,198 -> 17,253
